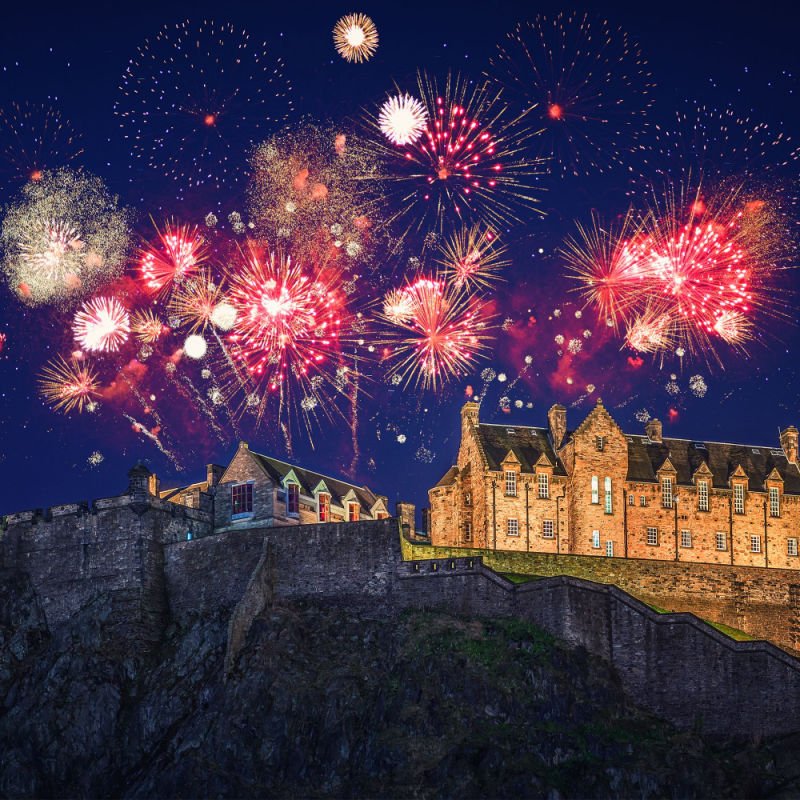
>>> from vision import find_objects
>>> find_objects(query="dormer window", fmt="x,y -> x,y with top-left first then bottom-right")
661,477 -> 673,509
698,480 -> 709,512
505,471 -> 517,497
287,483 -> 300,515
348,502 -> 360,522
318,493 -> 331,522
733,483 -> 745,515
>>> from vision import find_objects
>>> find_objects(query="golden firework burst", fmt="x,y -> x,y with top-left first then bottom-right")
333,13 -> 379,63
38,355 -> 100,413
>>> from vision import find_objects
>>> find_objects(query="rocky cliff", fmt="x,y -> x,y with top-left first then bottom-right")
2,569 -> 799,799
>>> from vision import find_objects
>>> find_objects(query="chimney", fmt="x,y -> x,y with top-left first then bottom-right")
206,464 -> 224,487
148,472 -> 160,497
396,501 -> 416,537
780,426 -> 799,464
548,404 -> 567,449
461,401 -> 480,439
645,419 -> 663,443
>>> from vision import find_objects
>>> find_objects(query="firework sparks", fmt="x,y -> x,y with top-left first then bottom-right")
437,225 -> 510,291
489,13 -> 655,176
167,269 -> 227,332
73,296 -> 131,353
360,71 -> 545,239
38,355 -> 100,413
333,13 -> 379,63
625,307 -> 674,354
131,309 -> 166,344
377,276 -> 496,391
139,221 -> 206,294
0,168 -> 131,305
378,93 -> 428,145
115,19 -> 294,192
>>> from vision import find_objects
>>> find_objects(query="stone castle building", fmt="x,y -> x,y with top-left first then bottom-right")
430,399 -> 800,569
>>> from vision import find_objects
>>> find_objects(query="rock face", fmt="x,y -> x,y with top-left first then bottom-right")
1,572 -> 797,799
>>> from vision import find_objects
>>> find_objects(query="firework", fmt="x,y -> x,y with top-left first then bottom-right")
360,71 -> 544,238
210,301 -> 237,330
0,102 -> 84,189
377,276 -> 496,391
489,13 -> 654,176
437,225 -> 510,291
167,269 -> 226,332
0,168 -> 131,305
139,221 -> 206,294
38,355 -> 100,413
73,296 -> 131,353
625,307 -> 675,354
378,93 -> 428,145
332,13 -> 379,63
712,309 -> 754,346
183,334 -> 208,360
131,309 -> 166,344
115,20 -> 294,191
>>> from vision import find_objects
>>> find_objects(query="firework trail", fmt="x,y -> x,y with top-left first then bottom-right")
489,13 -> 655,176
123,413 -> 183,470
179,373 -> 229,446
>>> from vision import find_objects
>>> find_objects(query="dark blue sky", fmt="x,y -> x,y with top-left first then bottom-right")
1,0 -> 798,519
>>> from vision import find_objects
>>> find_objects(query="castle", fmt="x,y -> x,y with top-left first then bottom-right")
430,399 -> 800,570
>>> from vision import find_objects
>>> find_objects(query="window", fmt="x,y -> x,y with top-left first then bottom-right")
375,512 -> 389,520
647,527 -> 659,546
640,496 -> 647,507
596,436 -> 605,451
507,518 -> 519,536
733,483 -> 745,515
628,494 -> 634,506
606,541 -> 614,557
464,521 -> 472,542
287,483 -> 300,515
604,477 -> 612,514
788,538 -> 798,557
538,472 -> 549,499
716,532 -> 727,551
348,502 -> 360,522
231,483 -> 253,517
751,535 -> 761,554
592,530 -> 600,549
317,493 -> 330,522
769,486 -> 780,518
464,491 -> 472,506
505,471 -> 517,497
591,475 -> 599,504
542,519 -> 554,538
661,477 -> 673,509
698,480 -> 709,512
681,529 -> 692,548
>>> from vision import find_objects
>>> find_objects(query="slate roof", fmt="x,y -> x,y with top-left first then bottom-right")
434,466 -> 459,487
625,436 -> 800,494
249,449 -> 383,512
476,423 -> 568,476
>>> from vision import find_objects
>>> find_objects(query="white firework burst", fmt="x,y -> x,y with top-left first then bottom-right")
378,93 -> 428,145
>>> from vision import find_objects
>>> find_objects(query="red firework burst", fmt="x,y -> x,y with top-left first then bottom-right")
377,276 -> 496,391
138,221 -> 206,294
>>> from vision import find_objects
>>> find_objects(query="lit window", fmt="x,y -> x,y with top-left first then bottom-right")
788,538 -> 798,557
464,521 -> 472,542
375,511 -> 389,519
681,529 -> 692,548
716,532 -> 726,551
661,477 -> 673,509
592,530 -> 600,549
591,475 -> 599,504
769,486 -> 780,518
698,480 -> 709,512
733,483 -> 745,515
286,483 -> 300,515
606,540 -> 614,557
348,502 -> 360,522
507,518 -> 519,536
647,527 -> 658,546
628,494 -> 634,506
505,471 -> 517,497
318,493 -> 330,522
751,535 -> 761,553
604,477 -> 612,514
640,495 -> 647,507
542,520 -> 554,538
538,472 -> 549,499
231,483 -> 254,517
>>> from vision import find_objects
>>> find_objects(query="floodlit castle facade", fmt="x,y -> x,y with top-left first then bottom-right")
429,399 -> 800,570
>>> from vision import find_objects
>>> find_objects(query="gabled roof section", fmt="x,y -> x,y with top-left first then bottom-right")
692,461 -> 713,480
766,467 -> 783,484
535,452 -> 554,468
571,398 -> 623,440
475,424 -> 567,476
501,449 -> 520,466
730,464 -> 748,480
433,466 -> 459,488
656,456 -> 677,475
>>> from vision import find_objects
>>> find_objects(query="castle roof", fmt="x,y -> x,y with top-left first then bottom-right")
433,466 -> 460,488
475,423 -> 568,476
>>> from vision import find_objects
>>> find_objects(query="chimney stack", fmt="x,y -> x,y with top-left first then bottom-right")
548,404 -> 567,449
780,426 -> 799,464
645,419 -> 663,443
396,501 -> 416,537
206,464 -> 224,487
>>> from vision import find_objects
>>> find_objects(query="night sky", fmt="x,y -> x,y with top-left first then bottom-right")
1,0 -> 798,521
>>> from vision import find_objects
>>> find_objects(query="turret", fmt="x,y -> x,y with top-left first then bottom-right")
780,426 -> 799,464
